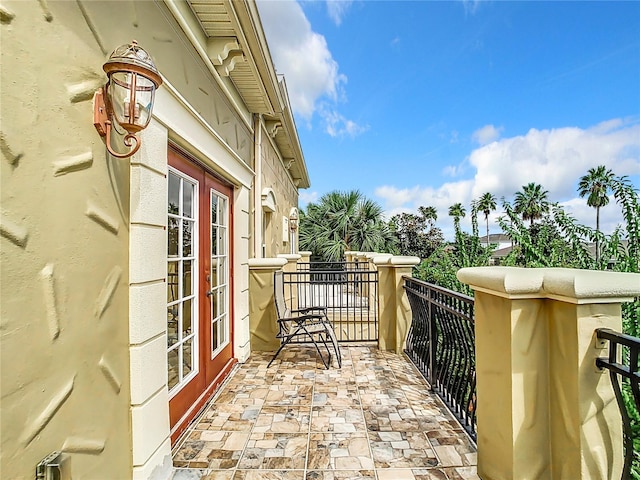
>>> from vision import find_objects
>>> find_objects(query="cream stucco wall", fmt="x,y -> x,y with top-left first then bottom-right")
1,1 -> 260,479
0,1 -> 132,478
259,121 -> 299,257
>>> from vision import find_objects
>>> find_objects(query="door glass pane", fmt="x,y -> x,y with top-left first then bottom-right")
212,320 -> 219,352
211,226 -> 217,256
183,339 -> 192,377
168,348 -> 179,390
183,220 -> 193,257
210,262 -> 218,289
182,299 -> 192,338
211,288 -> 218,318
183,260 -> 192,297
167,307 -> 178,347
168,173 -> 180,214
168,261 -> 179,302
218,288 -> 226,315
168,218 -> 179,257
218,198 -> 225,223
219,227 -> 226,255
183,182 -> 194,218
219,315 -> 226,344
210,194 -> 217,224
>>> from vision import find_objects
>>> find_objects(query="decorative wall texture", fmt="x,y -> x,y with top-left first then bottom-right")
0,2 -> 132,478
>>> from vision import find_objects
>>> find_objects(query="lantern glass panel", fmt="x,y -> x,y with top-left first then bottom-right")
107,71 -> 156,133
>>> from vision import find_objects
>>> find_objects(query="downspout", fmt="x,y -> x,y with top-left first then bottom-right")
253,113 -> 262,258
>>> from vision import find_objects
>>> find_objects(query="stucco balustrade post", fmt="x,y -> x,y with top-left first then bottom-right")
368,253 -> 392,322
374,256 -> 420,352
344,250 -> 355,264
457,266 -> 640,480
248,258 -> 287,351
298,251 -> 312,264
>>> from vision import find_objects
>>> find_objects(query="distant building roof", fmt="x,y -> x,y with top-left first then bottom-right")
479,233 -> 511,244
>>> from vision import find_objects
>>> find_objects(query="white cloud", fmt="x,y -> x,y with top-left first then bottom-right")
442,161 -> 468,177
374,119 -> 640,240
257,0 -> 364,136
299,190 -> 319,207
321,106 -> 369,138
326,0 -> 353,26
468,119 -> 640,200
472,124 -> 503,145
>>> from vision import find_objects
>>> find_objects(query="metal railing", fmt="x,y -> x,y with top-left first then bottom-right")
283,262 -> 378,342
596,328 -> 640,479
404,277 -> 477,441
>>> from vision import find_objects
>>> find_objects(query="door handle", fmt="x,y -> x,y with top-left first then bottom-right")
206,290 -> 213,297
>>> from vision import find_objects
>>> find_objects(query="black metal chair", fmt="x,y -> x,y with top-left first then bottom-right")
268,270 -> 342,369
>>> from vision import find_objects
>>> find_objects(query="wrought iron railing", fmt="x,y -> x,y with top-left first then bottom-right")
283,262 -> 378,342
404,277 -> 477,441
596,328 -> 640,479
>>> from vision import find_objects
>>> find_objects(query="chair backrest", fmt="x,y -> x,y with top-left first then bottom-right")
273,271 -> 291,333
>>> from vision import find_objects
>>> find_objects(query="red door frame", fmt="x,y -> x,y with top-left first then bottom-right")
168,146 -> 236,443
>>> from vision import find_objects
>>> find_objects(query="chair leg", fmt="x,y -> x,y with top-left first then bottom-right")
317,332 -> 333,368
268,336 -> 292,368
298,325 -> 330,369
324,325 -> 342,368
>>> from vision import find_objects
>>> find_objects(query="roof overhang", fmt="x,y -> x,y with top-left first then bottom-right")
185,0 -> 310,188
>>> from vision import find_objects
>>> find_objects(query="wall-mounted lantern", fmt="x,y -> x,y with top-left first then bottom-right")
289,210 -> 298,232
93,40 -> 163,159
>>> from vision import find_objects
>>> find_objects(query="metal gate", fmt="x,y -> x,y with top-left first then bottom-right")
283,262 -> 378,342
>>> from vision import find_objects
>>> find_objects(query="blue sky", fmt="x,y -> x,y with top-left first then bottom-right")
256,0 -> 640,239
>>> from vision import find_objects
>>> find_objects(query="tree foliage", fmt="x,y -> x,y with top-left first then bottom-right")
477,192 -> 497,247
514,182 -> 550,225
389,206 -> 444,259
299,190 -> 396,262
579,165 -> 615,262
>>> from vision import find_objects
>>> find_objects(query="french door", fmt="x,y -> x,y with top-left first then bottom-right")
167,147 -> 234,442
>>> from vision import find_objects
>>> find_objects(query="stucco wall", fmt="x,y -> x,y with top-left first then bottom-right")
0,1 -> 132,478
260,123 -> 299,256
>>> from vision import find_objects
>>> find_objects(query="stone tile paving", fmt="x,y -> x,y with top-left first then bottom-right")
172,345 -> 478,480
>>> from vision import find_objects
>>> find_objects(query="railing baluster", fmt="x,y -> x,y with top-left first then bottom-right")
404,277 -> 476,441
596,327 -> 640,479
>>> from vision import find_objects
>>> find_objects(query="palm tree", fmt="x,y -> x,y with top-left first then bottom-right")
477,193 -> 497,247
578,165 -> 615,262
418,206 -> 438,228
514,183 -> 550,226
448,203 -> 466,238
299,190 -> 396,261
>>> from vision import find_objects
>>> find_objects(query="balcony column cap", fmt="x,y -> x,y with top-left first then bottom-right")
458,266 -> 640,302
374,255 -> 420,267
458,266 -> 544,297
277,254 -> 302,264
248,257 -> 288,269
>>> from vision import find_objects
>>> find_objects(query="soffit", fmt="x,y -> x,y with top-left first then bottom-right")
188,0 -> 272,113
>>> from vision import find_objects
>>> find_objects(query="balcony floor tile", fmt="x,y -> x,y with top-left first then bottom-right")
171,345 -> 477,480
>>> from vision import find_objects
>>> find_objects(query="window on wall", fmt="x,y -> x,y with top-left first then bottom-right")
262,211 -> 271,257
167,170 -> 199,394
